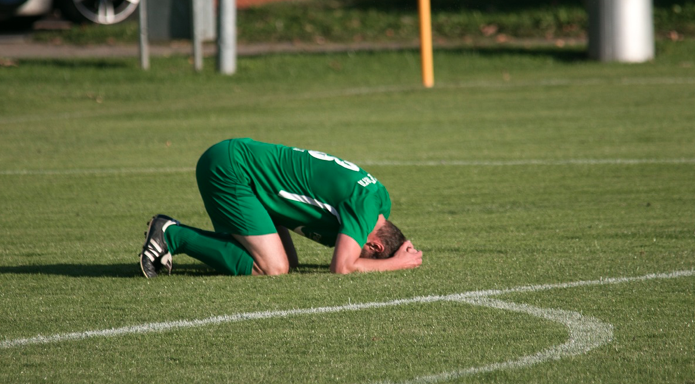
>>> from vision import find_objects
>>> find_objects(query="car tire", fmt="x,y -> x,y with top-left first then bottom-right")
57,0 -> 139,24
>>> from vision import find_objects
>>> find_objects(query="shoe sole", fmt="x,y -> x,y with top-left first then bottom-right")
139,252 -> 156,278
139,216 -> 158,279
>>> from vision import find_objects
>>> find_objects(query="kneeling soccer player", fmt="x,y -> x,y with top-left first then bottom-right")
138,138 -> 423,277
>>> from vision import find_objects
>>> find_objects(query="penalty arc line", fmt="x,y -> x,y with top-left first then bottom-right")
1,270 -> 693,382
380,269 -> 695,383
387,297 -> 613,384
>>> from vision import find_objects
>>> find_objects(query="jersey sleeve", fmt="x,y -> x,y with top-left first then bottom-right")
337,187 -> 390,247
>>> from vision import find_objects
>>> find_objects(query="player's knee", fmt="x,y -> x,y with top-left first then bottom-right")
267,267 -> 289,276
263,264 -> 289,276
257,259 -> 289,276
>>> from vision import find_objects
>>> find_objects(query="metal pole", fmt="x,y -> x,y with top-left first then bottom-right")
587,0 -> 654,62
138,0 -> 149,70
192,0 -> 203,72
418,0 -> 434,88
218,0 -> 237,75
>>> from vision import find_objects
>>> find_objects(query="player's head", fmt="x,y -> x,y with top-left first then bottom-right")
360,220 -> 406,259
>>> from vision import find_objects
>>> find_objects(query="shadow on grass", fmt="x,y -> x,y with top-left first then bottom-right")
0,262 -> 330,277
285,43 -> 588,64
0,263 -> 163,278
17,58 -> 132,69
444,44 -> 588,62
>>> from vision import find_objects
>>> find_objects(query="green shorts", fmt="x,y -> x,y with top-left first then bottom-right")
195,139 -> 277,236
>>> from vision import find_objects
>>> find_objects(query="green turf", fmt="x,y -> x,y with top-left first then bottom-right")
1,41 -> 694,383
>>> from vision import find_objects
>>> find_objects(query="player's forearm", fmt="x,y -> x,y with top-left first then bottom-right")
333,257 -> 406,274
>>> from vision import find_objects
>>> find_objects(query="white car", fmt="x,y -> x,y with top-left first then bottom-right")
0,0 -> 139,25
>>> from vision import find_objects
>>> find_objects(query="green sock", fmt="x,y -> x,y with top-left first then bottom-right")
164,224 -> 254,276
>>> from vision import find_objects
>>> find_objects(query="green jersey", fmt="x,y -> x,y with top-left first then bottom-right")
230,138 -> 391,247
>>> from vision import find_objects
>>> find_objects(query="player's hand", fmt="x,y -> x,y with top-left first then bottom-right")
392,240 -> 423,269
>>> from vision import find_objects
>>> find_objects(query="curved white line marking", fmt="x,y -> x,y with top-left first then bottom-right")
1,269 -> 693,382
389,297 -> 613,384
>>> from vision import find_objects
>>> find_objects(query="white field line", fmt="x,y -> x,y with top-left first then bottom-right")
2,158 -> 694,176
308,77 -> 695,100
389,270 -> 693,383
0,167 -> 196,176
2,77 -> 695,125
361,158 -> 695,167
1,269 -> 691,350
3,270 -> 693,382
390,298 -> 613,384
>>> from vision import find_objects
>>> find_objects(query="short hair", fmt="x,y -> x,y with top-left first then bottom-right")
373,220 -> 406,259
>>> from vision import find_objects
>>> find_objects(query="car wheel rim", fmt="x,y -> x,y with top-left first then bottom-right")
73,0 -> 139,24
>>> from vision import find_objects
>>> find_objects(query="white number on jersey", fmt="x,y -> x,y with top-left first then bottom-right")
307,150 -> 360,172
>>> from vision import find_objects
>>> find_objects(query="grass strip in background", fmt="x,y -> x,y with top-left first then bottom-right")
31,0 -> 695,46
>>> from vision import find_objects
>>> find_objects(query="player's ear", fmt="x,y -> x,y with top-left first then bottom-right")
367,241 -> 385,254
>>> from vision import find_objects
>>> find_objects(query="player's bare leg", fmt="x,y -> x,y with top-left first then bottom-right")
232,233 -> 290,276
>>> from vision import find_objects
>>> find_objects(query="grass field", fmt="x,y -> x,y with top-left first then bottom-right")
1,41 -> 694,383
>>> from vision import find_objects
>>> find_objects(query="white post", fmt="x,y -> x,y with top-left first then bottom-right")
192,0 -> 204,72
138,0 -> 150,70
218,0 -> 237,75
587,0 -> 654,62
